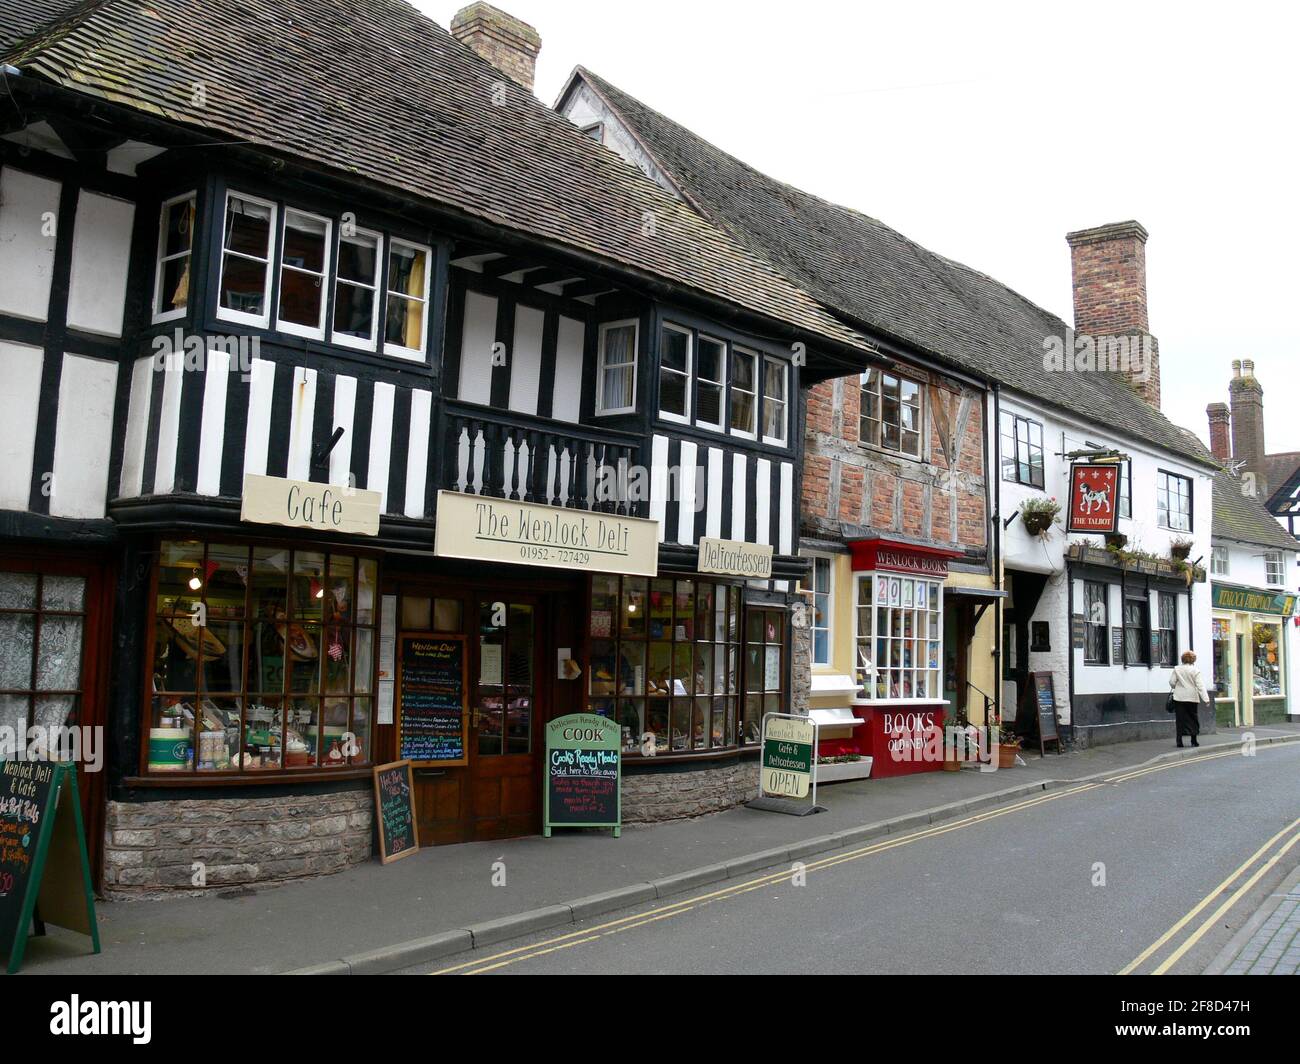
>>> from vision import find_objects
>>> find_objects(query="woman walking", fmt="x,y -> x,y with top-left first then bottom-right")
1169,650 -> 1210,748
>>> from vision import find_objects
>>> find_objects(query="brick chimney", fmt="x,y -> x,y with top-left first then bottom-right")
1206,402 -> 1231,461
451,3 -> 541,92
1229,359 -> 1267,496
1065,221 -> 1160,408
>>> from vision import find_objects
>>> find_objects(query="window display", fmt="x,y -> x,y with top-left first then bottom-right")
149,540 -> 377,774
1211,618 -> 1232,697
589,575 -> 743,756
853,574 -> 942,700
1252,621 -> 1282,698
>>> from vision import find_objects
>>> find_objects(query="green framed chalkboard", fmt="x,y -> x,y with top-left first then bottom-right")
396,635 -> 469,767
1,761 -> 100,974
544,714 -> 621,838
1030,672 -> 1064,757
372,761 -> 419,865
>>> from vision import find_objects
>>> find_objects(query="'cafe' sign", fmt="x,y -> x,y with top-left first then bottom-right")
241,474 -> 382,536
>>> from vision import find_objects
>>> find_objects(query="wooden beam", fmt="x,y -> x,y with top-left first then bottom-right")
562,279 -> 620,299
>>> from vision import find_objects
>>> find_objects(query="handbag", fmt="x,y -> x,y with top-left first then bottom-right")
1166,694 -> 1177,713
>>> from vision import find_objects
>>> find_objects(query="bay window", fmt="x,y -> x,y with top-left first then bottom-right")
596,320 -> 638,415
730,347 -> 758,437
853,574 -> 942,700
153,192 -> 195,322
762,356 -> 788,445
217,192 -> 276,326
696,336 -> 726,429
658,323 -> 692,422
384,239 -> 432,359
331,227 -> 382,350
276,209 -> 331,338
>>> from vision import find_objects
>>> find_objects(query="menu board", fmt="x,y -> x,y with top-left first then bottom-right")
372,761 -> 419,865
544,714 -> 621,837
397,635 -> 468,766
1031,671 -> 1063,755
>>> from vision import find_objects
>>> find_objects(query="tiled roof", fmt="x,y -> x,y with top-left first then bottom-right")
1212,468 -> 1298,551
570,67 -> 1218,468
1264,451 -> 1300,504
0,0 -> 874,357
0,0 -> 85,53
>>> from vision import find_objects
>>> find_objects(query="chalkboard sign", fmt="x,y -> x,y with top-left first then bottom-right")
372,761 -> 419,865
1,761 -> 100,974
1030,672 -> 1063,756
544,714 -> 621,837
397,635 -> 468,766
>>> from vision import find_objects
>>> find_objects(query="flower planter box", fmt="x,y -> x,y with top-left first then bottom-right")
816,758 -> 874,783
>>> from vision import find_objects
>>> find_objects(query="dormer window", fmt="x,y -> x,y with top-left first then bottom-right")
217,192 -> 276,327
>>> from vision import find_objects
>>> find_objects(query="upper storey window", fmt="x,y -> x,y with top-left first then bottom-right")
596,320 -> 638,415
217,193 -> 277,327
658,323 -> 693,423
863,369 -> 923,458
276,209 -> 331,339
385,240 -> 432,360
153,193 -> 196,322
331,228 -> 382,351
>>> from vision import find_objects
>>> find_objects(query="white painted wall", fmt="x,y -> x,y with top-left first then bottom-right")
0,340 -> 44,509
50,353 -> 118,518
66,190 -> 134,337
0,167 -> 60,322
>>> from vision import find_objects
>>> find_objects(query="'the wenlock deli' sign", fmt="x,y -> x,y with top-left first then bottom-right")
698,537 -> 774,579
1067,463 -> 1121,534
435,491 -> 660,577
241,474 -> 382,536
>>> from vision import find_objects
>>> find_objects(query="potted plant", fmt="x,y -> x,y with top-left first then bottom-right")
1019,497 -> 1060,537
1169,537 -> 1194,561
943,710 -> 969,771
993,720 -> 1021,770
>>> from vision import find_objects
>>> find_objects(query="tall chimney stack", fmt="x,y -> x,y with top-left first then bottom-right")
451,3 -> 541,92
1228,359 -> 1267,496
1206,403 -> 1231,461
1065,221 -> 1160,408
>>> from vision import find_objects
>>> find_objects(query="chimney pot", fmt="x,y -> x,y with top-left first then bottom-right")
1233,360 -> 1242,377
451,3 -> 541,92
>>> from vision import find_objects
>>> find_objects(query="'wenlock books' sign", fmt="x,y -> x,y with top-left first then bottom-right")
372,761 -> 419,865
397,635 -> 468,766
544,715 -> 621,837
1,761 -> 100,974
1067,463 -> 1121,534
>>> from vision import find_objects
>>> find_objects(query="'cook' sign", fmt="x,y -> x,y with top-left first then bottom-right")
241,474 -> 381,536
698,537 -> 774,579
435,491 -> 659,577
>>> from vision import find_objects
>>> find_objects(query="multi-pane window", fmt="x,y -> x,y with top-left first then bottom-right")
1083,581 -> 1108,665
332,228 -> 382,350
477,600 -> 534,756
731,347 -> 758,437
762,357 -> 789,444
148,541 -> 377,774
589,576 -> 741,756
1211,545 -> 1230,576
743,608 -> 786,746
806,555 -> 833,666
696,336 -> 726,430
0,570 -> 87,759
217,192 -> 276,326
276,209 -> 331,338
1156,471 -> 1193,532
1253,622 -> 1283,697
1264,551 -> 1285,587
1124,597 -> 1150,666
596,320 -> 638,415
153,192 -> 195,322
999,411 -> 1045,488
854,574 -> 942,700
658,323 -> 692,422
1157,593 -> 1177,667
1118,462 -> 1132,519
861,370 -> 923,457
384,239 -> 432,359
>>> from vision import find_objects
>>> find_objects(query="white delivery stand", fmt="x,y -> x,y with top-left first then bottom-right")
746,712 -> 825,817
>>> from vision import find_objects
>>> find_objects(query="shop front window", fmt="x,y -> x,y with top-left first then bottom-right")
1252,621 -> 1282,698
589,575 -> 742,757
744,608 -> 786,746
1211,618 -> 1232,698
149,540 -> 377,774
854,574 -> 943,700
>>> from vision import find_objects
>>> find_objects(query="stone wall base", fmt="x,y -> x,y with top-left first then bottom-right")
622,759 -> 758,823
103,789 -> 372,897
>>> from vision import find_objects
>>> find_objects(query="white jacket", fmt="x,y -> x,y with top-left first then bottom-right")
1169,664 -> 1210,704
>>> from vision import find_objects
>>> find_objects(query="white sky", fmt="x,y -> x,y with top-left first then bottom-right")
421,0 -> 1299,453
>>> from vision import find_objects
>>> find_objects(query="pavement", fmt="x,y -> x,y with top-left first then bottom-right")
1205,863 -> 1300,975
13,723 -> 1300,976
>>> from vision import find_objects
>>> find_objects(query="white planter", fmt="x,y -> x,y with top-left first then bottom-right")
815,758 -> 874,783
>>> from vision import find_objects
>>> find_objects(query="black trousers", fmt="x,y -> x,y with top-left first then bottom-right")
1174,701 -> 1201,741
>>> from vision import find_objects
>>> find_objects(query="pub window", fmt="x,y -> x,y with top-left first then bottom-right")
744,607 -> 786,746
1124,596 -> 1150,666
589,575 -> 741,757
804,553 -> 833,667
153,192 -> 196,323
1083,581 -> 1109,665
999,411 -> 1045,488
148,540 -> 377,774
696,335 -> 726,430
1264,551 -> 1285,587
853,574 -> 943,700
762,356 -> 789,445
384,239 -> 432,360
1157,592 -> 1177,667
730,346 -> 758,438
596,320 -> 638,415
276,208 -> 332,339
862,369 -> 923,457
658,323 -> 692,423
1211,545 -> 1230,576
216,191 -> 277,327
1156,470 -> 1192,532
1118,461 -> 1132,519
331,227 -> 383,351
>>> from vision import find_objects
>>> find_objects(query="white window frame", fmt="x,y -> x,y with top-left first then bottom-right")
275,208 -> 332,341
865,369 -> 926,459
330,226 -> 384,352
657,322 -> 693,424
852,572 -> 944,702
1211,545 -> 1230,576
695,334 -> 727,432
215,190 -> 277,329
729,345 -> 758,440
383,237 -> 433,361
803,552 -> 834,667
152,191 -> 197,324
762,356 -> 789,446
1264,551 -> 1285,587
595,318 -> 639,416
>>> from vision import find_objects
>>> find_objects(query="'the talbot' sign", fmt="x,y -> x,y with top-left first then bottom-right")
1067,463 -> 1121,534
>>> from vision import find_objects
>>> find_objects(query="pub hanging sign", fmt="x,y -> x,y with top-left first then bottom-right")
1067,463 -> 1121,534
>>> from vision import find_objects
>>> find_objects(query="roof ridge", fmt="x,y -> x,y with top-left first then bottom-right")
1,0 -> 120,63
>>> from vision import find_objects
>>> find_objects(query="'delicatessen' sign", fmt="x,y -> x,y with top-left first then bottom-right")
698,537 -> 773,579
241,474 -> 382,536
1067,463 -> 1121,534
435,491 -> 659,577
